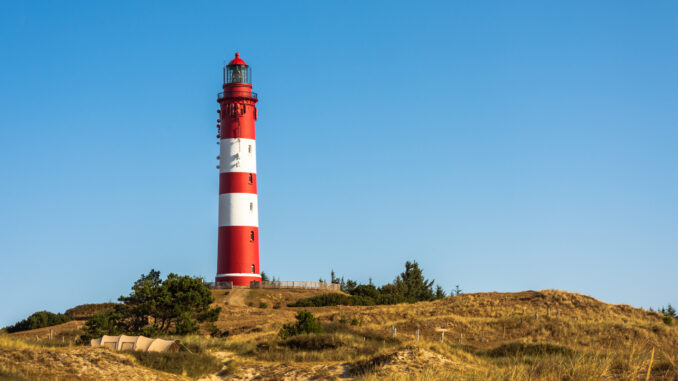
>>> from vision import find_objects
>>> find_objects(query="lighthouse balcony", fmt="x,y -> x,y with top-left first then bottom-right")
218,91 -> 258,101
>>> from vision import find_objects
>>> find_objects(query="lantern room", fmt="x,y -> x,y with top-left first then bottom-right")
224,52 -> 251,84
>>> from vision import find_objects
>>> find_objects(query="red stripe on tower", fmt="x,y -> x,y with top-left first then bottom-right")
215,53 -> 261,286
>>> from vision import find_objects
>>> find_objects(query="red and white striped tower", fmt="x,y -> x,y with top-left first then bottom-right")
215,53 -> 260,286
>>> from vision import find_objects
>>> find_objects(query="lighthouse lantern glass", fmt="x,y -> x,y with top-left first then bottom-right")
225,65 -> 251,84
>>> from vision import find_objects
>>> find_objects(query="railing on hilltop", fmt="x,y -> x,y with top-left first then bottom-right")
250,281 -> 341,291
207,281 -> 233,289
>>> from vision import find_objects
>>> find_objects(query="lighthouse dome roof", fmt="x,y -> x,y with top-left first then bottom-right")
228,52 -> 247,66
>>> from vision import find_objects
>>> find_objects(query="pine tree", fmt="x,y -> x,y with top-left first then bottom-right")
435,285 -> 447,299
392,261 -> 435,302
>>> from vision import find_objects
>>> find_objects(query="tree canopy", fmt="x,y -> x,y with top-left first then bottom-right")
290,260 -> 444,307
4,311 -> 72,333
82,270 -> 221,341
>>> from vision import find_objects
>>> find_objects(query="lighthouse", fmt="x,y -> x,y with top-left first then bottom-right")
215,53 -> 261,286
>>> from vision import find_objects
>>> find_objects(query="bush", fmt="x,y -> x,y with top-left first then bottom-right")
279,311 -> 323,339
259,302 -> 268,309
483,342 -> 574,358
281,333 -> 343,350
272,303 -> 281,309
80,270 -> 221,341
5,311 -> 73,333
350,318 -> 360,326
81,310 -> 124,341
174,312 -> 200,335
351,284 -> 380,299
288,293 -> 353,307
65,303 -> 117,320
292,261 -> 438,308
130,351 -> 222,378
663,315 -> 674,326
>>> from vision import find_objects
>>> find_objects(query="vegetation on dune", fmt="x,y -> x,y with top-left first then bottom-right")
4,311 -> 72,333
3,287 -> 678,380
129,351 -> 221,379
4,260 -> 677,380
278,310 -> 324,339
81,269 -> 221,341
291,261 -> 445,307
65,303 -> 117,320
0,368 -> 31,381
657,304 -> 676,326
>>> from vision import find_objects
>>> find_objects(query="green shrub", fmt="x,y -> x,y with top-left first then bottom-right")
259,302 -> 268,309
483,342 -> 574,358
288,293 -> 354,307
130,351 -> 222,379
339,316 -> 349,325
81,310 -> 124,341
272,303 -> 281,309
281,333 -> 344,350
175,312 -> 200,335
80,270 -> 221,340
291,261 -> 438,308
278,310 -> 323,339
65,303 -> 118,320
663,315 -> 674,326
350,318 -> 360,326
5,311 -> 72,333
205,323 -> 220,337
351,284 -> 380,299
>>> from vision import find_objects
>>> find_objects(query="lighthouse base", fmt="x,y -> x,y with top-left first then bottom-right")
215,274 -> 261,286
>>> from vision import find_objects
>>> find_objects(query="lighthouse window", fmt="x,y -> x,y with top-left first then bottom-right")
250,231 -> 255,241
249,202 -> 253,211
248,145 -> 252,154
251,264 -> 255,273
225,65 -> 251,84
248,174 -> 253,183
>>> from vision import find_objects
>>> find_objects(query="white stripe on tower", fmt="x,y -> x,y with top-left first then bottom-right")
219,138 -> 257,174
218,193 -> 259,227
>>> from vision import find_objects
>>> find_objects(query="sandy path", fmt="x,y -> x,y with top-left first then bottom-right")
225,288 -> 247,307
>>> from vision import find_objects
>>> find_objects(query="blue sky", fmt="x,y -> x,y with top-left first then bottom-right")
1,1 -> 676,327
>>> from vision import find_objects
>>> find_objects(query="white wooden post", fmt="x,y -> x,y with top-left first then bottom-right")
415,328 -> 420,342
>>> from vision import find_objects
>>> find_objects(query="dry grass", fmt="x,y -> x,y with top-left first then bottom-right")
0,335 -> 189,380
2,289 -> 677,380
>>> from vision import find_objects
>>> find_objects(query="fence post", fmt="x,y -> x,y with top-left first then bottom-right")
392,326 -> 396,338
459,333 -> 463,344
440,331 -> 445,342
415,328 -> 420,342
